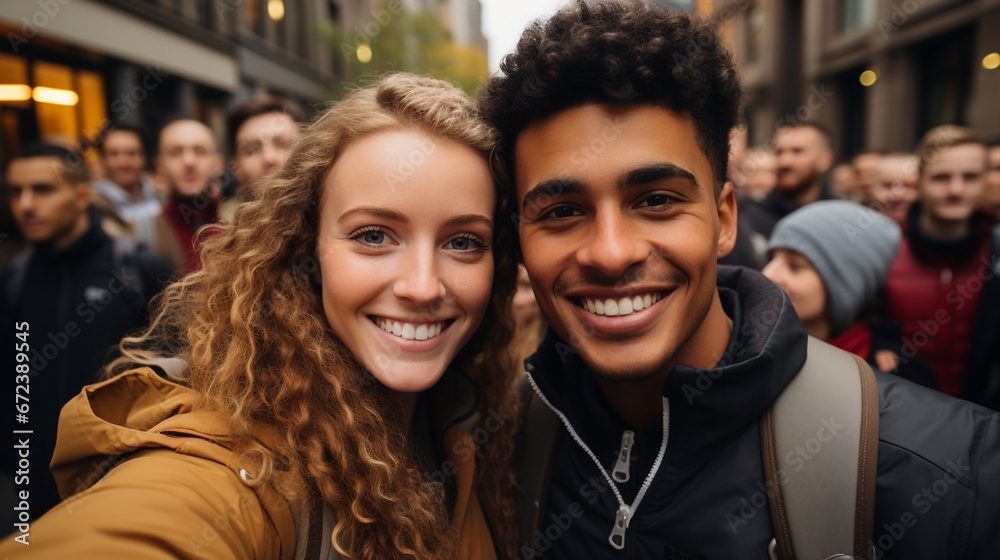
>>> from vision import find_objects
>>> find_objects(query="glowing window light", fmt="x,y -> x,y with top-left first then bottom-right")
859,70 -> 877,87
983,53 -> 1000,70
356,44 -> 372,63
32,86 -> 79,106
267,0 -> 284,21
0,84 -> 32,101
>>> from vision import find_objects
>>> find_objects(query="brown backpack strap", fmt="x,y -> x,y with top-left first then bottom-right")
761,337 -> 880,560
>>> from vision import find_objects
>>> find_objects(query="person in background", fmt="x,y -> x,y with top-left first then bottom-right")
1,143 -> 172,519
219,96 -> 306,221
737,146 -> 776,202
92,125 -> 162,246
983,141 -> 1000,220
743,121 -> 835,238
764,200 -> 935,388
882,125 -> 999,408
154,118 -> 223,273
871,153 -> 919,224
852,150 -> 884,206
830,161 -> 861,202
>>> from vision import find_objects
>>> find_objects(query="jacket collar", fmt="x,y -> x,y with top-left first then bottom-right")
525,266 -> 806,467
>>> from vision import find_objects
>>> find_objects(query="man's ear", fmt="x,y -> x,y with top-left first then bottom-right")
818,148 -> 835,174
716,180 -> 738,259
75,181 -> 93,213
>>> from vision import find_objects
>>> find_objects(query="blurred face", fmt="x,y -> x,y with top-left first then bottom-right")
873,157 -> 918,223
919,143 -> 986,225
762,249 -> 826,326
774,127 -> 832,194
514,104 -> 737,380
6,156 -> 90,247
232,112 -> 300,189
852,152 -> 882,203
156,120 -> 222,197
741,152 -> 776,199
317,130 -> 495,394
983,145 -> 1000,214
101,130 -> 146,190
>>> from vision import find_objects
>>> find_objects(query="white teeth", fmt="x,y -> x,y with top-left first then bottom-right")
605,299 -> 619,316
582,293 -> 663,317
619,297 -> 633,315
375,318 -> 446,341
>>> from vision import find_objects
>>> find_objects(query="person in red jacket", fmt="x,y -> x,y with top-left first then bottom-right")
882,125 -> 999,408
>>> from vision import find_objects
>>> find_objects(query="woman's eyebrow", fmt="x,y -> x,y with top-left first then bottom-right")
337,206 -> 408,224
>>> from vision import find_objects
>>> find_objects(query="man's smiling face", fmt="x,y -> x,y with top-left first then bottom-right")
514,103 -> 737,380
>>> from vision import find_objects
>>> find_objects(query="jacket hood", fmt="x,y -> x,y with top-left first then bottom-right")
525,265 -> 806,469
50,368 -> 242,499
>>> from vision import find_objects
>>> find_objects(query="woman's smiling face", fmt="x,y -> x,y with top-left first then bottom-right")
316,129 -> 496,393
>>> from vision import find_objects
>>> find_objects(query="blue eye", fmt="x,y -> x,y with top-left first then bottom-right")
362,230 -> 385,244
446,235 -> 487,253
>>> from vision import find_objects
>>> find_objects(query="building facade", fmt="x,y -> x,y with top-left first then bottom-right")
716,0 -> 1000,157
0,0 -> 490,162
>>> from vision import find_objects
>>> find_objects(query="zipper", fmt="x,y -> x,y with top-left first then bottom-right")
612,430 -> 635,482
525,373 -> 670,551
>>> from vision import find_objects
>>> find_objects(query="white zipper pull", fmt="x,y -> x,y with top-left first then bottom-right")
608,504 -> 630,549
612,430 -> 635,483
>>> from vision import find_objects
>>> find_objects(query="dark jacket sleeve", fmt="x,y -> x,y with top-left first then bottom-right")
967,412 -> 1000,557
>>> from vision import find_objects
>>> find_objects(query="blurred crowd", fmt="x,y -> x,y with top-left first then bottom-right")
2,102 -> 999,521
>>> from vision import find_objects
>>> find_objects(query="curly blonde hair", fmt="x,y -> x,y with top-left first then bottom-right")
108,73 -> 520,558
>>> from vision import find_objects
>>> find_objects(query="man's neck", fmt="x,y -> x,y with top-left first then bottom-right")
919,208 -> 970,240
790,179 -> 823,208
596,294 -> 734,431
52,214 -> 91,250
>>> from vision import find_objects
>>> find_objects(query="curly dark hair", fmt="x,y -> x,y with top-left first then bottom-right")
478,0 -> 742,194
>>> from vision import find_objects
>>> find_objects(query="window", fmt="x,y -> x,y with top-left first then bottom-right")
839,0 -> 875,34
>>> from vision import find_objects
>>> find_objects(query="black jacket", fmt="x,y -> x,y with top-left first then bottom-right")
519,266 -> 1000,559
1,212 -> 173,516
742,181 -> 836,239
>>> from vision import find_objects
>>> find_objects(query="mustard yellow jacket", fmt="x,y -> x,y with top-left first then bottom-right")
0,368 -> 497,559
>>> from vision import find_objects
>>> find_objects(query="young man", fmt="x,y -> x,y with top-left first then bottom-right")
92,125 -> 162,246
883,126 -> 999,406
744,121 -> 836,238
478,2 -> 1000,558
871,153 -> 919,224
1,143 -> 172,518
154,118 -> 224,272
220,96 -> 304,221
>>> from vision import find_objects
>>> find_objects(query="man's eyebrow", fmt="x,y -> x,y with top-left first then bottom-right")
620,163 -> 699,189
521,178 -> 585,211
337,206 -> 409,224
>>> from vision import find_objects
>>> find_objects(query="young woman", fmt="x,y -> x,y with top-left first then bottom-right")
763,200 -> 936,388
1,74 -> 520,559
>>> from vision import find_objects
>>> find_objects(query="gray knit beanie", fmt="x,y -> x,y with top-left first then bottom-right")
768,200 -> 901,326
